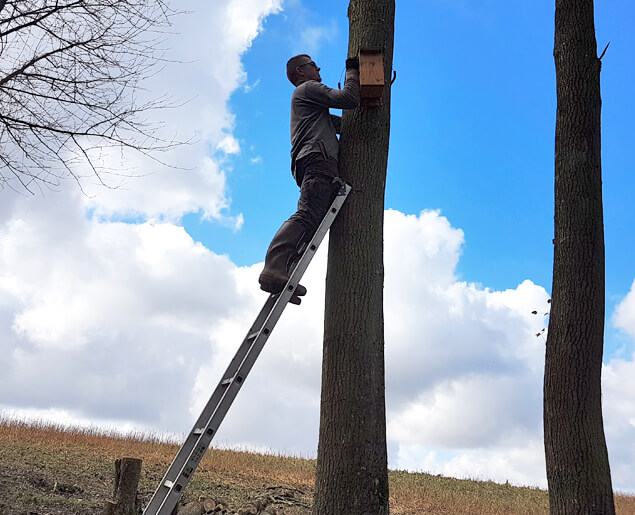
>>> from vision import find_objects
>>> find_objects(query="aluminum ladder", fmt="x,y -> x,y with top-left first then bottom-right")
143,180 -> 351,515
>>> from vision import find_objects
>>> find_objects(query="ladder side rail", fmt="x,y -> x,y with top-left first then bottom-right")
144,365 -> 261,514
143,295 -> 280,513
152,184 -> 351,511
147,294 -> 288,515
167,182 -> 353,482
148,189 -> 348,513
144,183 -> 351,515
143,297 -> 280,514
190,182 -> 351,451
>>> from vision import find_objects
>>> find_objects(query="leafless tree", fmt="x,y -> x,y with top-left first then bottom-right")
0,0 -> 178,194
543,0 -> 615,512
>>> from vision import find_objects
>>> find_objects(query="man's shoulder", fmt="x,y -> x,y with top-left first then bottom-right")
293,80 -> 328,97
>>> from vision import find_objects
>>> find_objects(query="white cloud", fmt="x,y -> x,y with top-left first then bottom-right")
217,135 -> 241,155
383,210 -> 548,412
298,20 -> 339,56
79,0 -> 282,221
0,0 -> 282,430
381,209 -> 549,487
0,186 -> 248,428
243,77 -> 261,93
394,440 -> 547,488
614,279 -> 635,340
2,194 -> 635,490
604,282 -> 635,492
603,357 -> 635,493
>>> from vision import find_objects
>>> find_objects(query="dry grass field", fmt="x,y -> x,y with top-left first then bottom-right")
0,417 -> 633,514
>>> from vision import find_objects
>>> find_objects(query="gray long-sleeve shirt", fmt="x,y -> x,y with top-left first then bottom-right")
290,68 -> 360,176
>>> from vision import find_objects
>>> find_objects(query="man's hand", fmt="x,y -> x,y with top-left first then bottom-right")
345,57 -> 359,70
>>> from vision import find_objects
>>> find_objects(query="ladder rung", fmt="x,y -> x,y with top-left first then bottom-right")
247,331 -> 259,340
192,428 -> 204,435
163,480 -> 174,488
221,378 -> 232,386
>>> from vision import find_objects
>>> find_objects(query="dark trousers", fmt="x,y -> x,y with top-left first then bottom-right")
259,153 -> 340,290
289,153 -> 340,234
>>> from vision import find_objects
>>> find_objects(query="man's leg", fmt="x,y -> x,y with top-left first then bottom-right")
258,220 -> 308,294
259,159 -> 339,294
285,172 -> 339,270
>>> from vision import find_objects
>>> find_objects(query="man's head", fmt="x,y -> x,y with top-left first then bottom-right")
286,54 -> 321,86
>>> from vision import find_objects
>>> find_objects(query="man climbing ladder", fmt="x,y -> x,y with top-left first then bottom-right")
258,54 -> 360,300
143,54 -> 359,515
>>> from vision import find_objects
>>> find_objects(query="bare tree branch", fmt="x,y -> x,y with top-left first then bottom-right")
0,0 -> 183,193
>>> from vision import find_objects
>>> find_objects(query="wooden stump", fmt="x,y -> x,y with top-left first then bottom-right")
103,458 -> 142,515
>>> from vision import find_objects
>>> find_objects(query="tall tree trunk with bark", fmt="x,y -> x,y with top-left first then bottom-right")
312,1 -> 394,514
544,0 -> 615,513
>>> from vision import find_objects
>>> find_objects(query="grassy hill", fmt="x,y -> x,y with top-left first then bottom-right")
0,418 -> 632,514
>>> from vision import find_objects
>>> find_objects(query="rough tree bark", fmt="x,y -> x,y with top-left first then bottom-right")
313,1 -> 394,514
543,0 -> 615,513
104,457 -> 143,515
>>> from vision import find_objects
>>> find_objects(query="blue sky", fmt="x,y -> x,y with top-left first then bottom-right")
186,0 -> 634,358
1,0 -> 634,492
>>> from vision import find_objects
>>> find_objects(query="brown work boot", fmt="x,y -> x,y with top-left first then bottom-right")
259,221 -> 308,294
259,269 -> 307,297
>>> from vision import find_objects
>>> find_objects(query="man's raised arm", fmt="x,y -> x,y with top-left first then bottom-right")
305,59 -> 360,109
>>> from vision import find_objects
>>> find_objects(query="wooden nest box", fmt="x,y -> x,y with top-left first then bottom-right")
359,48 -> 384,107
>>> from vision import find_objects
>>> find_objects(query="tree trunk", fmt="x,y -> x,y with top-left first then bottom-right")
104,458 -> 143,515
544,0 -> 615,513
313,1 -> 394,514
